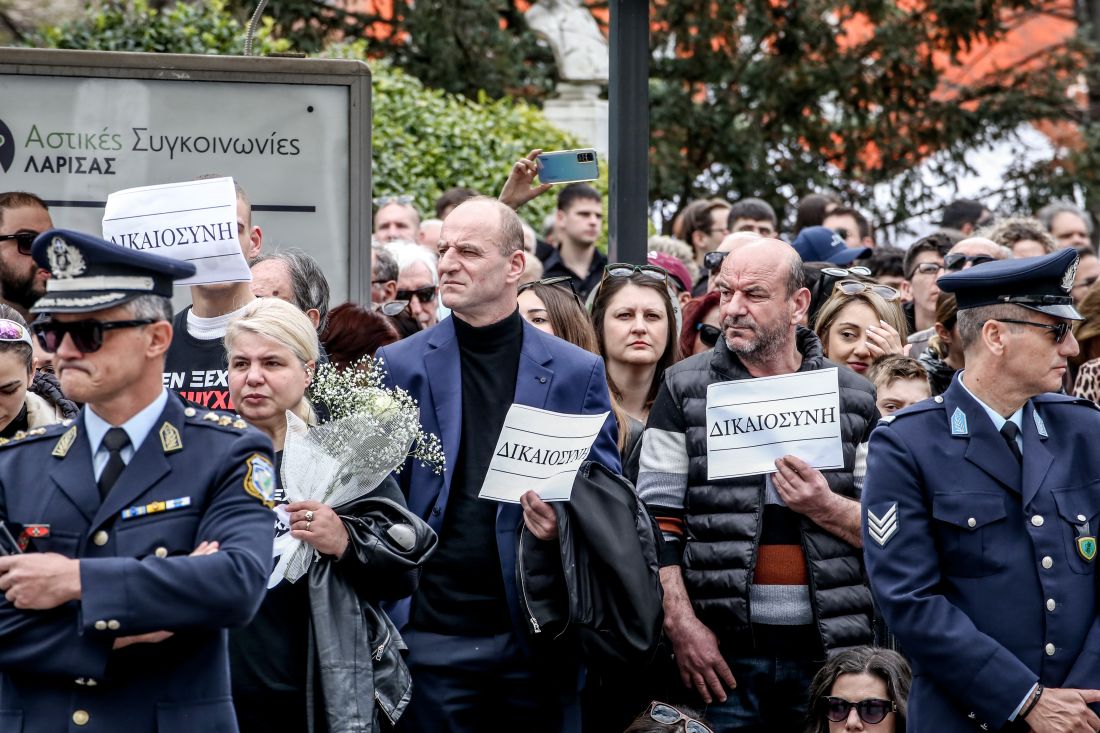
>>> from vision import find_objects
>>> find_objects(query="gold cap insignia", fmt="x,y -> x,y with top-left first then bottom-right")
47,236 -> 87,279
159,422 -> 183,453
52,425 -> 77,458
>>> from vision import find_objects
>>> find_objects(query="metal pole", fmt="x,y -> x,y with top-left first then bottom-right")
607,0 -> 649,264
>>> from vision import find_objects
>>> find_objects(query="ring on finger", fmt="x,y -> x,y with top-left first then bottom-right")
304,510 -> 315,522
305,520 -> 312,532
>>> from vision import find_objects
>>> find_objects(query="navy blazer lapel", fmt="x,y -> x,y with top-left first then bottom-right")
92,399 -> 176,528
424,319 -> 462,490
514,321 -> 553,409
1021,401 -> 1053,508
49,416 -> 98,523
943,380 -> 1022,494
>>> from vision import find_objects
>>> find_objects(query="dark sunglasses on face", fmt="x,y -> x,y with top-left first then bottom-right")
994,318 -> 1071,343
833,279 -> 901,301
395,286 -> 437,303
32,318 -> 157,354
647,702 -> 713,733
703,250 -> 728,274
0,232 -> 37,256
944,253 -> 995,271
695,322 -> 721,347
823,696 -> 896,725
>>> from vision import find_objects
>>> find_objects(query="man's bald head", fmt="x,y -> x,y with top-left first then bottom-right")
721,238 -> 805,297
949,237 -> 1011,262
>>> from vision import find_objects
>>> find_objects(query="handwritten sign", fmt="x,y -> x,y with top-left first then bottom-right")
706,369 -> 843,480
102,176 -> 250,286
479,404 -> 609,503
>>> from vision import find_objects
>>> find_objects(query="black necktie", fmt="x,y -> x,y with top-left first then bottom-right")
1000,421 -> 1023,464
98,427 -> 130,498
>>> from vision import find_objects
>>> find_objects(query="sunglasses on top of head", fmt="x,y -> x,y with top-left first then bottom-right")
31,318 -> 157,354
519,275 -> 585,308
647,702 -> 713,733
832,279 -> 901,301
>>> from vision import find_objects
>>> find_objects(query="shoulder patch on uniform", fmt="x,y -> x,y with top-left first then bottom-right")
867,503 -> 899,547
243,453 -> 276,508
52,425 -> 78,457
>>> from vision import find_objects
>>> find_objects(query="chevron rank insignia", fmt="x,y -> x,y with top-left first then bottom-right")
868,503 -> 899,547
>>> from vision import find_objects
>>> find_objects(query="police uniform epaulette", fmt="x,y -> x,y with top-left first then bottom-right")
181,406 -> 250,431
0,421 -> 68,449
1033,392 -> 1100,410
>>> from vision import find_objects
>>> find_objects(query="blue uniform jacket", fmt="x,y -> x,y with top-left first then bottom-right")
863,374 -> 1100,732
377,316 -> 621,639
0,395 -> 274,733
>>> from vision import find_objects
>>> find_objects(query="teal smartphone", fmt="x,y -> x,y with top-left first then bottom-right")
536,148 -> 599,184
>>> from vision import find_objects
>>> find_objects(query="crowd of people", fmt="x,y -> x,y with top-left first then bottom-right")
0,154 -> 1098,733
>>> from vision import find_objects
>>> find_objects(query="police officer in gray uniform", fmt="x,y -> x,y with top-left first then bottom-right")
863,247 -> 1100,732
0,229 -> 274,732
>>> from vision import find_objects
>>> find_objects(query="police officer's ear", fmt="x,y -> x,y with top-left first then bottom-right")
980,319 -> 1009,356
144,320 -> 174,359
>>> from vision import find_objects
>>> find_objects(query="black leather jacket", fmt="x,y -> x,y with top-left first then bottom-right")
306,480 -> 437,733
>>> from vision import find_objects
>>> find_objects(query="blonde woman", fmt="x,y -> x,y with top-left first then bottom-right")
813,283 -> 909,376
225,297 -> 435,733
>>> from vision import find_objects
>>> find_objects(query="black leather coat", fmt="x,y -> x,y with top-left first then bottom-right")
306,481 -> 437,733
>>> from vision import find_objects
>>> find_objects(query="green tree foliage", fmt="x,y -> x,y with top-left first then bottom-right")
223,0 -> 562,100
22,2 -> 604,233
26,0 -> 289,55
648,0 -> 1088,236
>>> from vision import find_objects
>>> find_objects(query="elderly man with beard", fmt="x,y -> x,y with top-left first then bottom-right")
637,238 -> 878,733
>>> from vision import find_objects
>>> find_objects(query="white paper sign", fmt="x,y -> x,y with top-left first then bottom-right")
706,369 -> 843,480
101,177 -> 250,286
479,404 -> 610,504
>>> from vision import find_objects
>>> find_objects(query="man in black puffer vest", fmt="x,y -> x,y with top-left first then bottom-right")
637,238 -> 877,733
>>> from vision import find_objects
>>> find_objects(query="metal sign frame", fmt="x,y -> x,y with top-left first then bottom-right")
0,48 -> 372,301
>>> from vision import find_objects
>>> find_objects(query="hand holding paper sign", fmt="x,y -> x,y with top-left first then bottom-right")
479,404 -> 610,504
773,455 -> 862,547
101,177 -> 251,287
520,491 -> 558,540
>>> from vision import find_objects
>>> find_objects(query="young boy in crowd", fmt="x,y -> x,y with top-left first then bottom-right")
867,355 -> 932,415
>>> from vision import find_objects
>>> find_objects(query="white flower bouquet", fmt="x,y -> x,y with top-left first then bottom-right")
269,358 -> 444,587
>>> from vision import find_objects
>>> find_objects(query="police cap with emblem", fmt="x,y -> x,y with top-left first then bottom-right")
936,247 -> 1084,321
29,229 -> 196,314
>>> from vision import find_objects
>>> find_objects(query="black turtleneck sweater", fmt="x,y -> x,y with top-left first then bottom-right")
410,309 -> 524,635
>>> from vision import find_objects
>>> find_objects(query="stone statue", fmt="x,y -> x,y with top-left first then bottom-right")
525,0 -> 610,86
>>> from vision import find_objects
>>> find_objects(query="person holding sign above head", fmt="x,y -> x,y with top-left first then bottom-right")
637,237 -> 878,732
862,248 -> 1100,732
377,196 -> 619,733
0,229 -> 275,733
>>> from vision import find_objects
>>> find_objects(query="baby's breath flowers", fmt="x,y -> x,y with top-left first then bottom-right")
308,357 -> 445,477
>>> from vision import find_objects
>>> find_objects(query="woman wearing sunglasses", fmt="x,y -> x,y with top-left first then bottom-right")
0,305 -> 77,435
805,646 -> 910,732
590,264 -> 682,424
813,282 -> 909,376
679,291 -> 722,357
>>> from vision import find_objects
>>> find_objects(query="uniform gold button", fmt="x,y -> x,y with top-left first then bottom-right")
1032,515 -> 1044,527
967,517 -> 977,528
72,710 -> 89,726
1047,599 -> 1056,612
1046,643 -> 1056,656
92,531 -> 109,546
1042,556 -> 1054,569
94,620 -> 107,631
154,546 -> 168,558
107,620 -> 120,631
